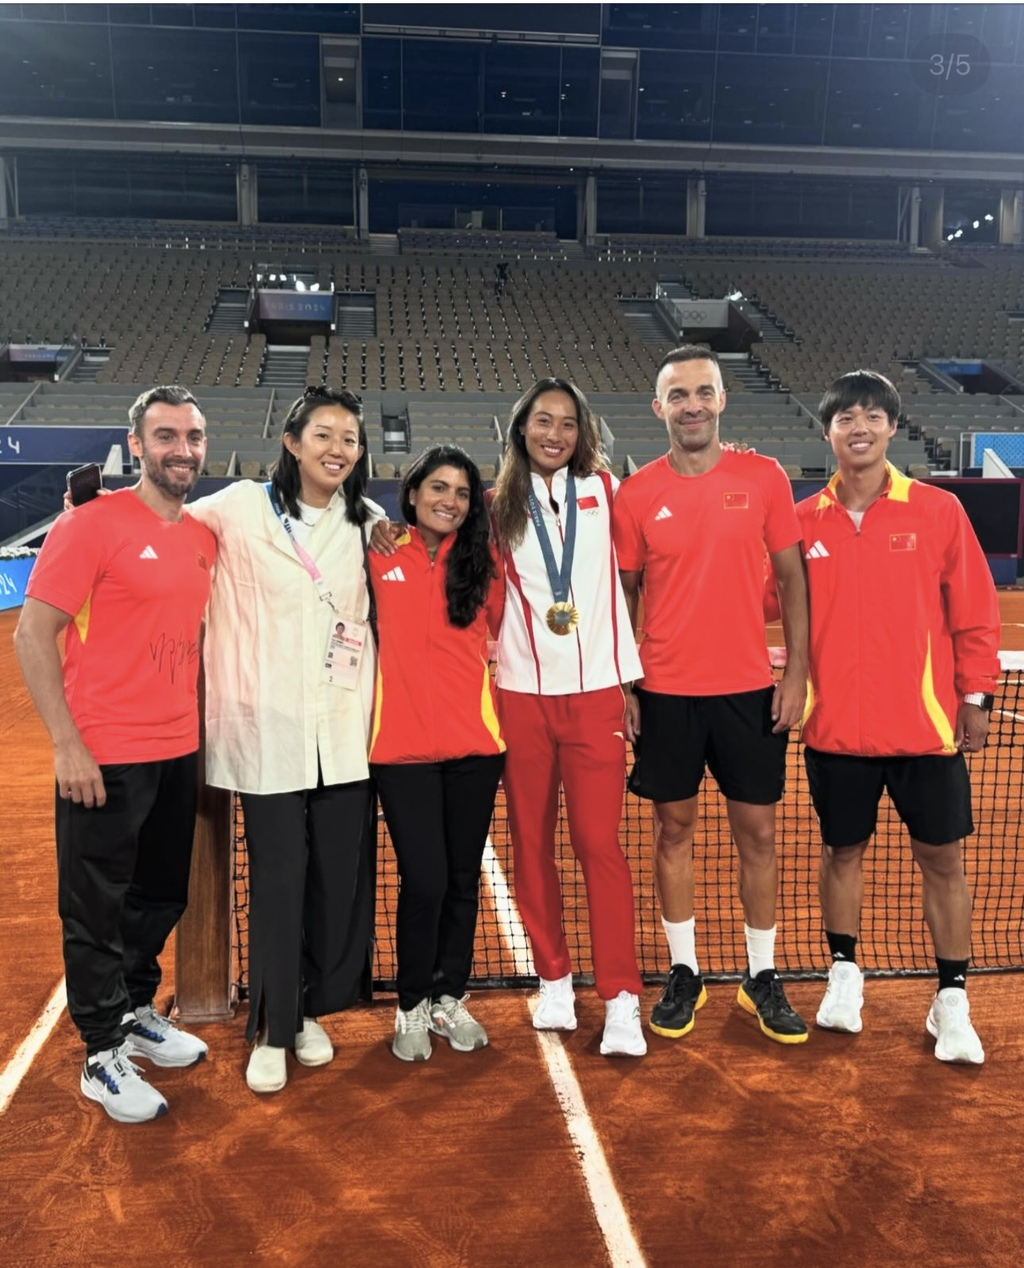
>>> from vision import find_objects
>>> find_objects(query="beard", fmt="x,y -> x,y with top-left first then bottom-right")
140,447 -> 200,500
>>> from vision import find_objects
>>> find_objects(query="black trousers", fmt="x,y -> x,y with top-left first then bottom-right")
373,754 -> 504,1011
240,778 -> 375,1047
55,754 -> 198,1056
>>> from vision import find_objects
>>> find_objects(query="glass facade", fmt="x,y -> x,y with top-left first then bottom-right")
16,152 -> 238,219
0,6 -> 1020,237
0,5 -> 1020,148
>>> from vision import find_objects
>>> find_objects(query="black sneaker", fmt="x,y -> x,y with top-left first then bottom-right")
649,964 -> 708,1038
737,969 -> 808,1045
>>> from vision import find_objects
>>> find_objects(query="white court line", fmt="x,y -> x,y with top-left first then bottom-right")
481,841 -> 647,1268
0,977 -> 66,1115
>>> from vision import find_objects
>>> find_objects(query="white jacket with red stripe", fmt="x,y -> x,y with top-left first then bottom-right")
493,469 -> 642,696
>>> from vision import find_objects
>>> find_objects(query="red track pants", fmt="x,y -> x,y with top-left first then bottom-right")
497,685 -> 642,999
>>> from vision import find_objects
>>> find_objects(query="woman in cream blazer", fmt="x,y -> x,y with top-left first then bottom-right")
189,386 -> 383,1094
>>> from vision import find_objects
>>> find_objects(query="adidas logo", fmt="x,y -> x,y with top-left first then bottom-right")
139,545 -> 159,560
381,565 -> 406,582
805,540 -> 830,560
654,506 -> 673,521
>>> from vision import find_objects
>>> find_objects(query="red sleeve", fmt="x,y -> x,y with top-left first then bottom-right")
763,461 -> 802,556
25,506 -> 107,619
940,497 -> 1001,695
612,479 -> 646,571
485,545 -> 505,636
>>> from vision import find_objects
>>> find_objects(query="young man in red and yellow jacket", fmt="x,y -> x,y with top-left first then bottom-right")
794,370 -> 1000,1064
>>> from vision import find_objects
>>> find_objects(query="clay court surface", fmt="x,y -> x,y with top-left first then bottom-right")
2,598 -> 1023,1267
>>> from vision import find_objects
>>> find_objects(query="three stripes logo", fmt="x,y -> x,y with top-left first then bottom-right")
805,540 -> 830,560
138,545 -> 159,560
381,565 -> 406,582
654,506 -> 673,521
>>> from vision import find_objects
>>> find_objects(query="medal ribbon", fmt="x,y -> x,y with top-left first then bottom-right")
526,472 -> 577,610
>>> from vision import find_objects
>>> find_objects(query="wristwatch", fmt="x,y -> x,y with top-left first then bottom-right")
962,692 -> 995,711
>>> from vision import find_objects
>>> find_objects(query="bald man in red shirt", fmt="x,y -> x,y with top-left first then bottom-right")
615,345 -> 809,1047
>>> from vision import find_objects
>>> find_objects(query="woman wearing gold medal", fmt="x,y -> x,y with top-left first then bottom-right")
489,379 -> 646,1056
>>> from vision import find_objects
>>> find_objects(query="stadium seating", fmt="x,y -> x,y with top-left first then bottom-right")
3,226 -> 1023,479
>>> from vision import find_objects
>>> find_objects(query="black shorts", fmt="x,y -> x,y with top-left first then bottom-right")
803,748 -> 974,848
628,686 -> 787,805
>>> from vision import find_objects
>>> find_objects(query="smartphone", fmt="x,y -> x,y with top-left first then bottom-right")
67,463 -> 103,507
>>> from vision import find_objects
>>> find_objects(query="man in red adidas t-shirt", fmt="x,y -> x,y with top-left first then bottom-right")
614,345 -> 810,1046
15,386 -> 217,1123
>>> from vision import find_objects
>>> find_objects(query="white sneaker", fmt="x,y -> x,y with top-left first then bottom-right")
294,1017 -> 334,1067
124,1004 -> 208,1069
428,995 -> 488,1052
533,973 -> 577,1031
393,1000 -> 432,1062
816,961 -> 864,1034
246,1037 -> 287,1093
81,1043 -> 169,1123
600,991 -> 647,1057
926,988 -> 985,1065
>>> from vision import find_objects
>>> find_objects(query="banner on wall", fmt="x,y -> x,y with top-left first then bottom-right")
1,428 -> 124,464
257,291 -> 334,322
0,556 -> 35,612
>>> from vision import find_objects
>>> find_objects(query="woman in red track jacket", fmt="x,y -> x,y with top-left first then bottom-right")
368,445 -> 505,1063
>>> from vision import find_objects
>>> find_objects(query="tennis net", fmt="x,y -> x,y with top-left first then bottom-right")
231,652 -> 1024,990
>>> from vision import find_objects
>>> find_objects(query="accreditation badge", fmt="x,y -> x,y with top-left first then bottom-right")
323,617 -> 368,689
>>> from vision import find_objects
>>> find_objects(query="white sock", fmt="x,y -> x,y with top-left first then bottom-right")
745,924 -> 777,978
662,917 -> 699,974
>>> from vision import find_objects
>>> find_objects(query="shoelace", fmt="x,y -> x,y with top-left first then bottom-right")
666,970 -> 697,1002
761,975 -> 792,1013
608,996 -> 639,1025
937,996 -> 970,1030
830,977 -> 859,1006
92,1048 -> 146,1089
135,1007 -> 171,1036
399,1003 -> 431,1033
437,996 -> 474,1026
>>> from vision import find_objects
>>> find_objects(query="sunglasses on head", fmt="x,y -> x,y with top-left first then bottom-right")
301,384 -> 363,406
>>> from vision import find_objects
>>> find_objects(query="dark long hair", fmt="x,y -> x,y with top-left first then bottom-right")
269,386 -> 370,525
491,377 -> 607,549
400,445 -> 496,629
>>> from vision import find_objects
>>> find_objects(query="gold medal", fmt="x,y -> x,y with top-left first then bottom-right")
546,602 -> 580,636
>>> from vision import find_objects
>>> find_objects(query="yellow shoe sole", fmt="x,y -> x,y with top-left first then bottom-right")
649,984 -> 708,1038
736,984 -> 809,1045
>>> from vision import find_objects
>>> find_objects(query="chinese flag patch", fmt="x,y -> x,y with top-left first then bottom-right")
723,492 -> 749,509
577,495 -> 600,510
890,533 -> 917,552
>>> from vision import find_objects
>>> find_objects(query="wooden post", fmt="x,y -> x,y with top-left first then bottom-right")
174,775 -> 235,1023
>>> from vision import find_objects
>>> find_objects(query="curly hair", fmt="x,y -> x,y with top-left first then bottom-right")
491,378 -> 607,549
400,445 -> 496,629
269,385 -> 370,526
